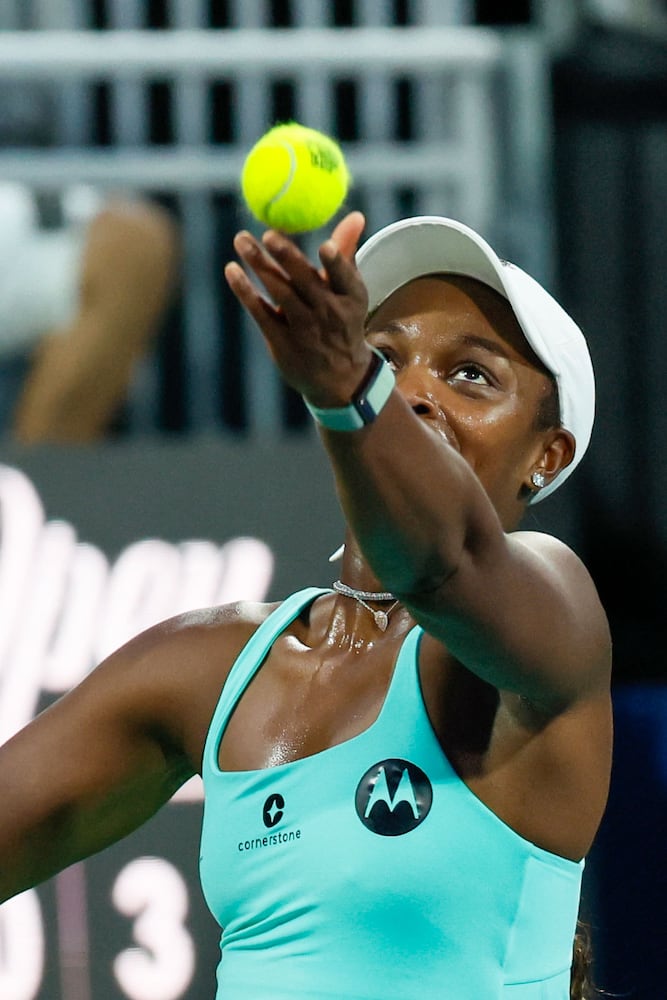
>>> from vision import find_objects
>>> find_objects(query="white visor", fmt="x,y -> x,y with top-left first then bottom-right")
356,216 -> 595,502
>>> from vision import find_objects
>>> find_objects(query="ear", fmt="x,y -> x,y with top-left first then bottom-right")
524,428 -> 576,496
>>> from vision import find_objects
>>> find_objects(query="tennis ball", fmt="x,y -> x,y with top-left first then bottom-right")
241,122 -> 350,233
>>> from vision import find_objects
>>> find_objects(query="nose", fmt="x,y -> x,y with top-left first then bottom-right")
395,365 -> 441,420
408,394 -> 439,418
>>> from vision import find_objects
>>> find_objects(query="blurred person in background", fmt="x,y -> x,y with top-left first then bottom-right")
0,82 -> 178,444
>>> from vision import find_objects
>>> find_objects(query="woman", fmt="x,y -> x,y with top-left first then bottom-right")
0,212 -> 612,998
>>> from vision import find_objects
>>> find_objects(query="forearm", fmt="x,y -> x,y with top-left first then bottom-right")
0,767 -> 185,905
0,708 -> 193,905
0,810 -> 79,903
320,389 -> 496,597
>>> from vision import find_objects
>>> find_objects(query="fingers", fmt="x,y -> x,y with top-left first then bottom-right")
225,215 -> 371,401
319,238 -> 368,303
234,230 -> 290,289
230,228 -> 319,308
223,260 -> 287,339
329,211 -> 366,260
320,210 -> 366,297
225,214 -> 367,326
261,230 -> 326,309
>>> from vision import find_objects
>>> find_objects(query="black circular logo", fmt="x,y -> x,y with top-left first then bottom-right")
355,759 -> 432,836
262,792 -> 285,828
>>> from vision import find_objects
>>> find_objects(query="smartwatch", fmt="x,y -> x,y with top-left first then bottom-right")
303,348 -> 395,431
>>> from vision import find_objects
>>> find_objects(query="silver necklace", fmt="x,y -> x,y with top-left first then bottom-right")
332,580 -> 400,632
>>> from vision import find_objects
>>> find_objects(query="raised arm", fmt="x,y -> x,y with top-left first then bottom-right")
224,216 -> 611,712
322,403 -> 608,707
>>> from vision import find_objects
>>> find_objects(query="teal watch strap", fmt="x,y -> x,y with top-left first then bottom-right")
303,349 -> 395,431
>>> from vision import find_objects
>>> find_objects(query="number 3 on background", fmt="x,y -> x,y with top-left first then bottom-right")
112,857 -> 195,1000
0,890 -> 45,1000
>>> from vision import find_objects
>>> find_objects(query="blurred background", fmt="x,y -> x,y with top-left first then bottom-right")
0,1 -> 665,998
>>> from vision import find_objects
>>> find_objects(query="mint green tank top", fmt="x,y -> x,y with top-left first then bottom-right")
199,588 -> 584,999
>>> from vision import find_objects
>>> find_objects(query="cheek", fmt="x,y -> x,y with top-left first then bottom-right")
454,405 -> 534,474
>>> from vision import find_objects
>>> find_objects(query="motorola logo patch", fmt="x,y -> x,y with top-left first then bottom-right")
262,792 -> 285,828
355,759 -> 432,836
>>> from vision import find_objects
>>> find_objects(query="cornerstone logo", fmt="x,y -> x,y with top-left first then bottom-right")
355,758 -> 433,836
237,792 -> 302,852
262,792 -> 285,828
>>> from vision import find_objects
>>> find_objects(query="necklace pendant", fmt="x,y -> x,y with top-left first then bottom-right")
374,610 -> 389,631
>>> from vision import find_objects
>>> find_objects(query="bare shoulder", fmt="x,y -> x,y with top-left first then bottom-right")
511,528 -> 589,565
136,599 -> 280,654
511,528 -> 588,565
508,529 -> 612,695
68,599 -> 282,748
511,531 -> 607,624
97,598 -> 281,691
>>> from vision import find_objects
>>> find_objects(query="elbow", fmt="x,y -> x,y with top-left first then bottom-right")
390,512 -> 492,604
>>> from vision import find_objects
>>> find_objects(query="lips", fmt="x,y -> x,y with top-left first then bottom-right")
424,412 -> 461,453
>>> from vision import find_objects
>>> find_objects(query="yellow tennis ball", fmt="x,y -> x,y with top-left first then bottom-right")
241,122 -> 350,233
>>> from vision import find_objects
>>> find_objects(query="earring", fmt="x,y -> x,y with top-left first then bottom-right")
531,470 -> 547,490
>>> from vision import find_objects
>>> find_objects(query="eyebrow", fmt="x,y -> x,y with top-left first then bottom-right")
457,334 -> 511,361
368,320 -> 412,336
369,323 -> 512,362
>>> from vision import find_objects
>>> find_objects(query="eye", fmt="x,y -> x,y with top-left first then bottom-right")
450,365 -> 492,386
373,345 -> 399,371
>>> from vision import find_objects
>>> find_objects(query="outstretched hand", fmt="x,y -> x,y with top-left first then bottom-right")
224,211 -> 373,408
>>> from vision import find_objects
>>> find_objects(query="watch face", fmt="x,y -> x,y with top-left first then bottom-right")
354,392 -> 377,424
353,350 -> 394,424
302,351 -> 393,432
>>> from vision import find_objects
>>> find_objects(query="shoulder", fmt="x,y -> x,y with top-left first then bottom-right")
509,529 -> 612,688
508,529 -> 589,577
109,599 -> 282,675
57,598 -> 285,768
149,598 -> 280,639
511,530 -> 609,627
509,530 -> 601,603
78,599 -> 281,717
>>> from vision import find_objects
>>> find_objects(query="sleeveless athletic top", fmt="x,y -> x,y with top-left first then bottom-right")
199,588 -> 584,999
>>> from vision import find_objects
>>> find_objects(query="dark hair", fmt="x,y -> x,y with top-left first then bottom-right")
534,371 -> 561,432
570,920 -> 597,999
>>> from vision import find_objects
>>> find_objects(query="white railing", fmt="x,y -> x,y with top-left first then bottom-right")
0,27 -> 504,75
0,25 -> 553,434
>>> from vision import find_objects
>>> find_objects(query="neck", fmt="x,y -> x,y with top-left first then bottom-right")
326,536 -> 412,640
332,580 -> 399,632
334,534 -> 389,594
